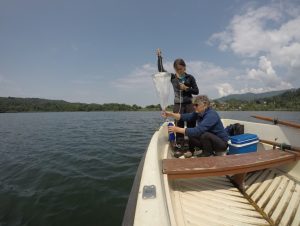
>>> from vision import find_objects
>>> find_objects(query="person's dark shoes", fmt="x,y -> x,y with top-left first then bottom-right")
193,148 -> 202,157
184,151 -> 193,158
172,142 -> 194,158
174,150 -> 185,158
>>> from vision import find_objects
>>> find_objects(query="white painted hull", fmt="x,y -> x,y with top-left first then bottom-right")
125,119 -> 300,226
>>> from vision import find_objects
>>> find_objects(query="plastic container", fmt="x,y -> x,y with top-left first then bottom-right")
228,133 -> 258,154
168,122 -> 175,142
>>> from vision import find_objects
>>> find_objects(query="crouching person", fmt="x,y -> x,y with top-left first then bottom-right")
162,95 -> 229,157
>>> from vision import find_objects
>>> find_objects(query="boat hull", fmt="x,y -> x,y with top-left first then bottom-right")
123,119 -> 300,226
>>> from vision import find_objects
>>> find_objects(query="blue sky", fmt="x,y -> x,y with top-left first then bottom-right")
1,0 -> 300,105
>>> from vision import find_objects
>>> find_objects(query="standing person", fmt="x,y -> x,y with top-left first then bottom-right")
162,95 -> 229,157
156,48 -> 199,144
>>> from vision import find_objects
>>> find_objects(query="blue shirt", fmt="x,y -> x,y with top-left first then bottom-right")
180,107 -> 229,142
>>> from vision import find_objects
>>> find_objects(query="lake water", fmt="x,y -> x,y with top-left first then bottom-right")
0,111 -> 299,226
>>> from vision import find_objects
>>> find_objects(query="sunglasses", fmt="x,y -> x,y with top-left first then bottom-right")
193,104 -> 198,107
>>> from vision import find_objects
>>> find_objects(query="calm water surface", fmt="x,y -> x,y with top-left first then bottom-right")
0,111 -> 299,226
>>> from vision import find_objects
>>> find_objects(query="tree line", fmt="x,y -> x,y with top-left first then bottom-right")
0,97 -> 164,113
0,88 -> 299,113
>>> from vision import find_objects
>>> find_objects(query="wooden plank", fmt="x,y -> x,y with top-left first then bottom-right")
183,190 -> 256,210
244,170 -> 265,190
264,177 -> 289,216
182,193 -> 261,217
257,175 -> 283,208
183,209 -> 221,226
163,150 -> 295,175
185,179 -> 242,195
271,180 -> 295,224
202,181 -> 242,196
184,189 -> 249,204
245,171 -> 256,180
172,187 -> 186,226
184,208 -> 238,226
246,170 -> 271,196
163,150 -> 296,179
251,170 -> 276,202
182,200 -> 268,226
181,181 -> 249,203
182,191 -> 257,212
280,184 -> 300,226
291,198 -> 300,226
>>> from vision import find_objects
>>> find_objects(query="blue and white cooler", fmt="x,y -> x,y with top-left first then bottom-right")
228,133 -> 259,154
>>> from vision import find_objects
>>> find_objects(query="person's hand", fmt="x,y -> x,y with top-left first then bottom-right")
179,83 -> 189,91
161,111 -> 172,118
168,125 -> 178,133
156,48 -> 162,57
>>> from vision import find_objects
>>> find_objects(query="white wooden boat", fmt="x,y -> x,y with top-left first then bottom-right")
123,118 -> 300,226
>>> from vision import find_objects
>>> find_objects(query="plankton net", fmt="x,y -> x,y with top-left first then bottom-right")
152,72 -> 171,111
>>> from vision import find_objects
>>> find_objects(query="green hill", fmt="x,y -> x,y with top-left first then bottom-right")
216,89 -> 290,102
214,88 -> 300,111
0,97 -> 146,113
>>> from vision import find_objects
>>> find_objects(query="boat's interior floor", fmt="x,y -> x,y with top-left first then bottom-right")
170,168 -> 300,226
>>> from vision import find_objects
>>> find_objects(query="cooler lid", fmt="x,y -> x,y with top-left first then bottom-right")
230,133 -> 258,144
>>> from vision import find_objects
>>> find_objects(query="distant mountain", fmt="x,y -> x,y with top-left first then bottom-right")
214,88 -> 300,111
216,89 -> 292,102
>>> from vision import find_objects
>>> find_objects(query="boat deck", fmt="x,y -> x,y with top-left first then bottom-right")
170,169 -> 300,226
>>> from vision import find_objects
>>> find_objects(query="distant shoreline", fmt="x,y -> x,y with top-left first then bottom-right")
1,109 -> 300,113
1,88 -> 300,112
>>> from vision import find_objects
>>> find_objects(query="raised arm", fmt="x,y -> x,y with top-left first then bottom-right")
156,48 -> 167,72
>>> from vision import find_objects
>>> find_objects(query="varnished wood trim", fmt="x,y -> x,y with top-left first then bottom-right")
163,150 -> 297,180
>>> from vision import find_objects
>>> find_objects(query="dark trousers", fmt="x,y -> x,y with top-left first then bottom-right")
173,103 -> 195,141
189,132 -> 228,154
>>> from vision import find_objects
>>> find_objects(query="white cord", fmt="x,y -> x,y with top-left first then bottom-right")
174,89 -> 183,144
178,90 -> 182,114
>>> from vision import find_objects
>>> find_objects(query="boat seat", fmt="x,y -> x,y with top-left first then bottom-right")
162,149 -> 299,191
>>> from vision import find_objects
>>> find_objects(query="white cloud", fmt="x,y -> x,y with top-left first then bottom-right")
112,63 -> 157,89
209,2 -> 300,88
215,83 -> 236,97
112,61 -> 241,101
113,56 -> 294,102
209,5 -> 294,57
110,2 -> 300,104
246,56 -> 292,90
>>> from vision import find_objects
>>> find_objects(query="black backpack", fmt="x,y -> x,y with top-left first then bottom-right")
225,123 -> 244,136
